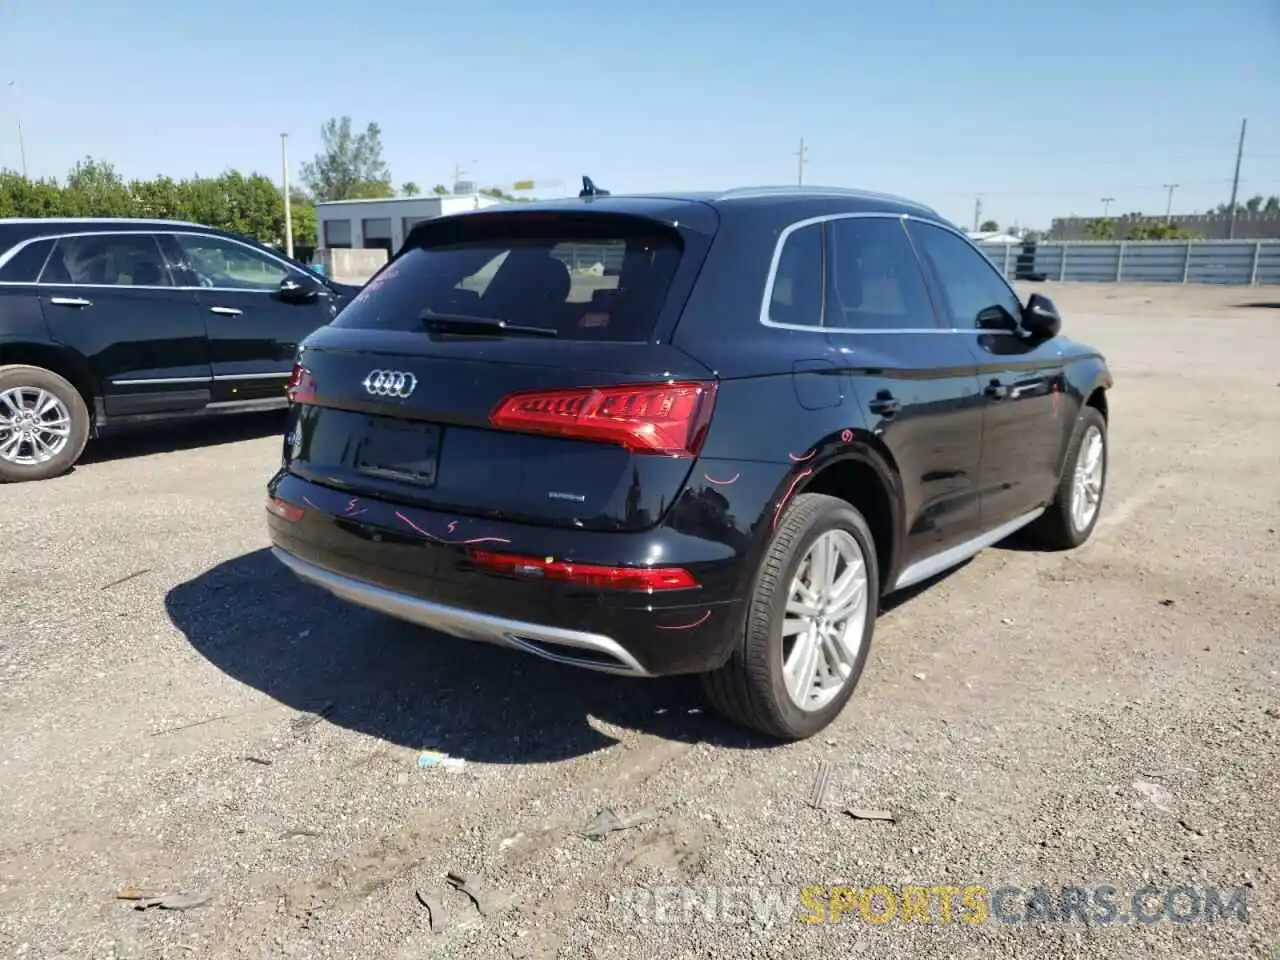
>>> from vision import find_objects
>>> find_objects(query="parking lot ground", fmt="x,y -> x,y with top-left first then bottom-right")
1,283 -> 1277,960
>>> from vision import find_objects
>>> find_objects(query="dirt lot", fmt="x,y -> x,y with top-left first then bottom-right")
1,283 -> 1277,960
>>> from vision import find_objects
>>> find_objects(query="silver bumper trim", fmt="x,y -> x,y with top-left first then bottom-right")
271,546 -> 652,677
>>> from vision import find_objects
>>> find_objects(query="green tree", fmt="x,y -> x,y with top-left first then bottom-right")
431,184 -> 449,195
1082,218 -> 1115,240
0,170 -> 65,217
979,219 -> 999,232
61,157 -> 133,217
400,181 -> 420,197
299,116 -> 393,202
1128,222 -> 1198,241
288,190 -> 317,249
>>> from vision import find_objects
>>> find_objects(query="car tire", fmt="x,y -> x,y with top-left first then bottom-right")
0,364 -> 91,484
1026,406 -> 1108,550
701,492 -> 879,741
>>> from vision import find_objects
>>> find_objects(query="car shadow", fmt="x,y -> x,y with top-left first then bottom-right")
166,546 -> 960,764
166,548 -> 768,765
80,412 -> 286,466
1235,301 -> 1280,309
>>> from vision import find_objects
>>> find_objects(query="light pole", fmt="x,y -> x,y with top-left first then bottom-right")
6,80 -> 27,178
1162,184 -> 1179,224
1100,197 -> 1115,217
280,133 -> 294,259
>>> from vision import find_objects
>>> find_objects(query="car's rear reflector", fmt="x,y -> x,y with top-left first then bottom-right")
468,549 -> 698,591
488,381 -> 717,456
286,362 -> 317,404
266,496 -> 305,522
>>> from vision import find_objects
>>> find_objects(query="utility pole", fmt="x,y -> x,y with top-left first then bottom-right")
5,80 -> 27,178
1100,197 -> 1115,217
280,133 -> 294,259
1162,184 -> 1179,223
794,137 -> 808,185
1227,117 -> 1247,240
972,195 -> 983,232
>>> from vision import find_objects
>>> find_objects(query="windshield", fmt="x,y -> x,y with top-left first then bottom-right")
331,215 -> 684,341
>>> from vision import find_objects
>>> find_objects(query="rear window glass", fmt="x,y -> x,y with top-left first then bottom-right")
332,216 -> 684,341
0,238 -> 54,283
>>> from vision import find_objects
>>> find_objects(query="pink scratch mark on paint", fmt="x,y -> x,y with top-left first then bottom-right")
841,428 -> 854,443
446,520 -> 459,533
788,449 -> 816,463
772,468 -> 814,530
344,497 -> 360,513
303,497 -> 320,509
395,511 -> 434,538
656,610 -> 712,631
394,511 -> 510,545
703,472 -> 740,485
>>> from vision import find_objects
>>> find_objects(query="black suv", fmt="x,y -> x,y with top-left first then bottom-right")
0,218 -> 361,482
266,186 -> 1112,740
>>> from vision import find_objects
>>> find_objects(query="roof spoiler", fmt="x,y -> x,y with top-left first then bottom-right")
579,176 -> 611,198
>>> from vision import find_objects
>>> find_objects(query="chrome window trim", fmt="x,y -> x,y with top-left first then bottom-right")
0,228 -> 308,292
758,212 -> 1020,336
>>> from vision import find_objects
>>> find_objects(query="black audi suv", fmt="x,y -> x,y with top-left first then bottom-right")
266,184 -> 1112,740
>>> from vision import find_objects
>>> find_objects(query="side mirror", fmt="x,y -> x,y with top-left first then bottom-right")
975,304 -> 1019,333
279,275 -> 320,302
1021,292 -> 1062,339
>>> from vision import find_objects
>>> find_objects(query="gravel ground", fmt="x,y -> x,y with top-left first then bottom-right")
1,282 -> 1277,960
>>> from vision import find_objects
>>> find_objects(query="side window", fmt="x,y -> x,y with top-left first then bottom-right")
41,234 -> 172,287
909,222 -> 1022,328
767,222 -> 823,327
0,238 -> 54,283
824,218 -> 935,330
172,234 -> 291,291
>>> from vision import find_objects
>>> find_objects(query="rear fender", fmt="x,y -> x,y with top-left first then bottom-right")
0,338 -> 100,430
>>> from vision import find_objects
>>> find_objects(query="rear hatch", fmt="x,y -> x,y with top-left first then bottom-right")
283,203 -> 719,532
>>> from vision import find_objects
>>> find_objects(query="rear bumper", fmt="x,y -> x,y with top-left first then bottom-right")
272,547 -> 655,676
266,472 -> 753,676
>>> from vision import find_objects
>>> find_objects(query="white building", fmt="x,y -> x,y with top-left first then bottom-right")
315,193 -> 507,256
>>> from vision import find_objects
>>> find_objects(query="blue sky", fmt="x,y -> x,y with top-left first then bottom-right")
2,0 -> 1277,229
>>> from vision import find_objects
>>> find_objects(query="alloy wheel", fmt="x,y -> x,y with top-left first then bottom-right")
1071,424 -> 1105,533
781,529 -> 869,711
0,386 -> 73,466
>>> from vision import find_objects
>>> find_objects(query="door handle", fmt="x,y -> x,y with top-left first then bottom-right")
49,297 -> 93,308
868,393 -> 901,416
209,306 -> 243,317
984,379 -> 1009,400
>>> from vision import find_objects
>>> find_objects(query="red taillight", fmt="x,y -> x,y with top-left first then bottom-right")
489,381 -> 718,457
266,496 -> 305,522
469,549 -> 698,592
286,363 -> 316,404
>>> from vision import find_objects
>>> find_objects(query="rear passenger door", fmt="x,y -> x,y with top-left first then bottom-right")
37,233 -> 212,419
906,220 -> 1065,527
819,215 -> 986,573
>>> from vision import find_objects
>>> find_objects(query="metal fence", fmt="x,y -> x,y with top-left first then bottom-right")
975,239 -> 1280,286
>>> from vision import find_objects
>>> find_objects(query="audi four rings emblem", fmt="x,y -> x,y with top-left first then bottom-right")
363,370 -> 417,398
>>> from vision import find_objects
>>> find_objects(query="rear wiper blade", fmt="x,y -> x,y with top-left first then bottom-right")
420,310 -> 559,339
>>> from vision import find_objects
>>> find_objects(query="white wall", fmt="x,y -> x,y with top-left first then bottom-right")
315,195 -> 506,255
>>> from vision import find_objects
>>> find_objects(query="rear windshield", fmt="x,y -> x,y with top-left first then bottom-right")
331,214 -> 684,341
